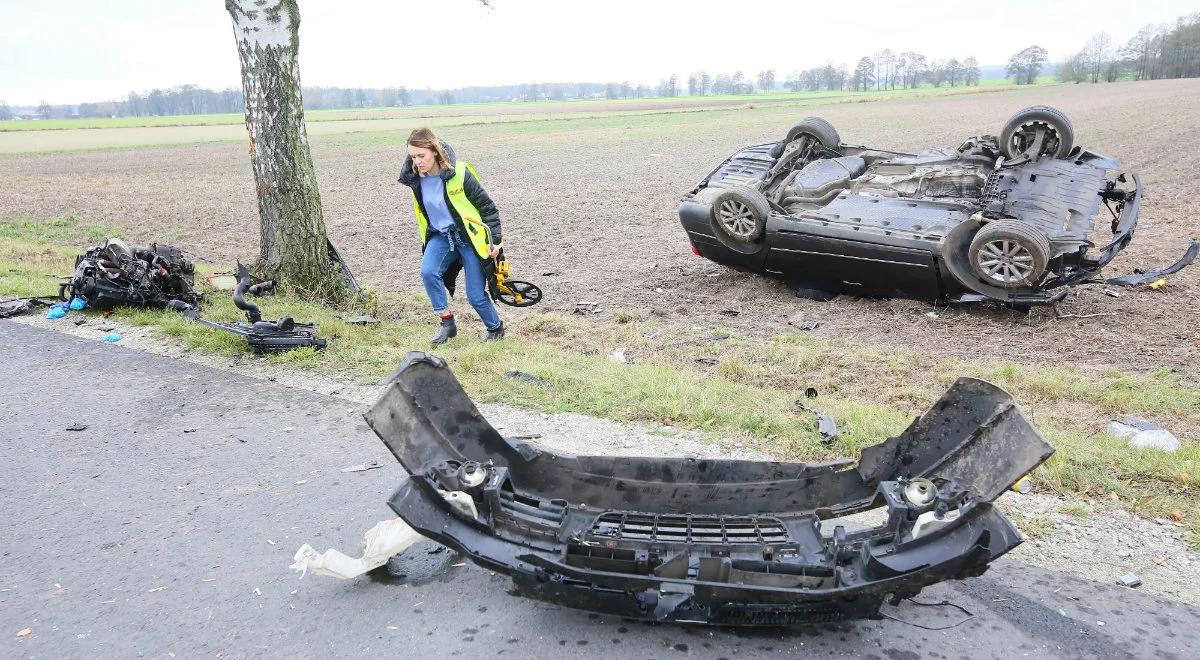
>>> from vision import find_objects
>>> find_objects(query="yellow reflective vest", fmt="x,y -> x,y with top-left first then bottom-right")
412,161 -> 493,259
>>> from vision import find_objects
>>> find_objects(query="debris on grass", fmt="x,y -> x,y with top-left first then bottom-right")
1117,573 -> 1142,588
1107,417 -> 1181,452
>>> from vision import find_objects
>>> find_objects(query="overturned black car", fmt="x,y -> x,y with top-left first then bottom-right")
680,106 -> 1194,304
366,353 -> 1054,626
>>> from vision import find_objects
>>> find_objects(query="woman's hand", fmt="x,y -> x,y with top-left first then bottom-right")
488,244 -> 500,258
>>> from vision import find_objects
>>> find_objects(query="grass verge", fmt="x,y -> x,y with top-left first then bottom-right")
2,214 -> 1196,540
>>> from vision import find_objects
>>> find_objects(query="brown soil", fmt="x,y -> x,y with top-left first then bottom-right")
2,79 -> 1198,381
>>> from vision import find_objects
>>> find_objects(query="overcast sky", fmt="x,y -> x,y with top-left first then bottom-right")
2,0 -> 1196,105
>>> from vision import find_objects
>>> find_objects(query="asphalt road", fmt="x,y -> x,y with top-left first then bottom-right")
2,320 -> 1197,659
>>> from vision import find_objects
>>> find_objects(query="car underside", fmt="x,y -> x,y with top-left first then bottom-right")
679,106 -> 1191,304
366,352 -> 1055,626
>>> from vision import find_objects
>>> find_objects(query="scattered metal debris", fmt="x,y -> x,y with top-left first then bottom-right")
363,352 -> 1054,626
504,370 -> 552,387
573,301 -> 600,315
0,297 -> 55,319
786,312 -> 820,331
65,423 -> 88,432
794,399 -> 838,443
341,461 -> 385,473
343,315 -> 380,325
1117,573 -> 1142,588
197,263 -> 326,353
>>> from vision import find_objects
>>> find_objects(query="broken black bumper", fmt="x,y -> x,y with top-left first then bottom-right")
367,353 -> 1054,626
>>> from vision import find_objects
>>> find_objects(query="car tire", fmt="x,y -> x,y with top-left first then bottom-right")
785,117 -> 841,152
696,185 -> 771,243
968,220 -> 1051,289
999,106 -> 1074,160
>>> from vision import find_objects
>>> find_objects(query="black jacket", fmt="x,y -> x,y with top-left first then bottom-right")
398,141 -> 501,298
397,141 -> 502,246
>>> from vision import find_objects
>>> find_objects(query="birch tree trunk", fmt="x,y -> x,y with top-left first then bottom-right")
226,0 -> 346,301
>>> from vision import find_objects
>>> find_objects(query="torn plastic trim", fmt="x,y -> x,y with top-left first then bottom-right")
367,352 -> 1054,625
1106,238 -> 1200,287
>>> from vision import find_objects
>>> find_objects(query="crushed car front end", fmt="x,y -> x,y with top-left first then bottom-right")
367,352 -> 1054,626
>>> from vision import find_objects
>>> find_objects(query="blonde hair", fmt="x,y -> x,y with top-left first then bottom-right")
407,127 -> 452,174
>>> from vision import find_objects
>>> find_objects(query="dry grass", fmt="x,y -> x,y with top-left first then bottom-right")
3,214 -> 1196,536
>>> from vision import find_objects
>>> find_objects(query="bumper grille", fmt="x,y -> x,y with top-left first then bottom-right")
589,512 -> 790,545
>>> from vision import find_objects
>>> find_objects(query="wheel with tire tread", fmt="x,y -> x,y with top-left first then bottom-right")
999,105 -> 1074,160
784,116 -> 841,152
968,220 -> 1052,289
695,185 -> 771,243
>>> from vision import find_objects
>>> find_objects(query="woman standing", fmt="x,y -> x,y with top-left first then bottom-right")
398,127 -> 504,344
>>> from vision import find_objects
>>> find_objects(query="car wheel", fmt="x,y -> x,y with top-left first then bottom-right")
968,220 -> 1051,289
999,106 -> 1074,160
785,117 -> 841,152
696,185 -> 771,243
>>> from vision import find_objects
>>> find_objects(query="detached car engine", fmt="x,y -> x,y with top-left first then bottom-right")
62,238 -> 200,311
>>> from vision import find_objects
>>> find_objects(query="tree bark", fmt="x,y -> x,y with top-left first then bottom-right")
226,0 -> 347,302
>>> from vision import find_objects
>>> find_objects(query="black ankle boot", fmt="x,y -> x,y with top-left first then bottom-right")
484,321 -> 505,342
431,315 -> 457,346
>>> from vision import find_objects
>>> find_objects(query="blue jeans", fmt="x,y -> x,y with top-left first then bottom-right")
420,228 -> 502,331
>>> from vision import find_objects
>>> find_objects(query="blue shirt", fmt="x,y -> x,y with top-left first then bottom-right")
419,174 -> 456,234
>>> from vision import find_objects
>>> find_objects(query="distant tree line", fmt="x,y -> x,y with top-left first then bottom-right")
15,11 -> 1198,122
16,82 -> 635,119
1058,13 -> 1200,83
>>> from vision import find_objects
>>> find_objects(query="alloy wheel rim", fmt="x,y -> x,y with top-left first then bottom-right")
978,239 -> 1036,285
717,199 -> 757,238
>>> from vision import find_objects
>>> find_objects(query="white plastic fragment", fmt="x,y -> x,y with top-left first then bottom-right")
1106,421 -> 1138,439
1106,417 -> 1180,453
1128,429 -> 1180,452
909,509 -> 960,540
290,520 -> 423,579
290,491 -> 477,580
1117,572 -> 1142,588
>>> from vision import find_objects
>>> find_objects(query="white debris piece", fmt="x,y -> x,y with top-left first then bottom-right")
1128,429 -> 1181,452
909,509 -> 960,540
1107,417 -> 1181,453
290,491 -> 477,580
